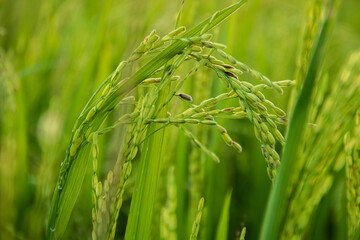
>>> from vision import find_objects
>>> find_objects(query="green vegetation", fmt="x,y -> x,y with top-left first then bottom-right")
1,0 -> 360,239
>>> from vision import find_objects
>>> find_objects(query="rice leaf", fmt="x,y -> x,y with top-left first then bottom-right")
215,190 -> 232,240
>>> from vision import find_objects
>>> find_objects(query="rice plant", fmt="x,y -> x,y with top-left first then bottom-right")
1,0 -> 360,239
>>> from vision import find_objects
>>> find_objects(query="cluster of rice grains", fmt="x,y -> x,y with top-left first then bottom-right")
186,47 -> 294,179
49,23 -> 293,239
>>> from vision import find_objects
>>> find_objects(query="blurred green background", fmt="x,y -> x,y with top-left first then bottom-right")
1,0 -> 359,239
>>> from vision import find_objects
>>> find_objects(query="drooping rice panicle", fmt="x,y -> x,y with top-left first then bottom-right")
160,167 -> 178,240
188,50 -> 291,179
189,198 -> 205,240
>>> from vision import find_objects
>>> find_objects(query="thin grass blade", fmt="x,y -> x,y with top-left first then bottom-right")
215,190 -> 232,240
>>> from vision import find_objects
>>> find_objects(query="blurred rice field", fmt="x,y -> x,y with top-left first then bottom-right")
1,0 -> 360,239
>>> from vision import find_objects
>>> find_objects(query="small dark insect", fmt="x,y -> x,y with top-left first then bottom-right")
178,93 -> 193,102
225,71 -> 239,80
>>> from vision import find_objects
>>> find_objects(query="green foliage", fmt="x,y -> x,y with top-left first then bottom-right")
1,0 -> 360,240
